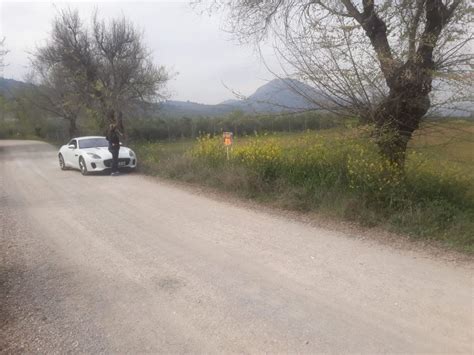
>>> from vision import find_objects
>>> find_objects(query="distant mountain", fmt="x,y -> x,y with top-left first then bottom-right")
0,77 -> 33,99
219,99 -> 241,106
431,102 -> 473,118
0,77 -> 327,116
3,76 -> 470,118
157,100 -> 233,118
231,78 -> 324,113
159,78 -> 323,117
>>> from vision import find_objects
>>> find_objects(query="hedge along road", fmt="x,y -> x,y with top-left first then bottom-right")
1,140 -> 472,353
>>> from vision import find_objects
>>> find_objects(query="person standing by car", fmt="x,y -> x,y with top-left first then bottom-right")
106,120 -> 123,176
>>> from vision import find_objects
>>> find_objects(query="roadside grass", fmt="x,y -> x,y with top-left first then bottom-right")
131,120 -> 474,253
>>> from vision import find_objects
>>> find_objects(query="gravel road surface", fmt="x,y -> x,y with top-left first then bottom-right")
1,140 -> 472,353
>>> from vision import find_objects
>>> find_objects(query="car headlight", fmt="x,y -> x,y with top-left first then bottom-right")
87,152 -> 102,159
129,150 -> 135,157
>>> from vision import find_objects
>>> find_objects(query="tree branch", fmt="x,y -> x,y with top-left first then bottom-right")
340,0 -> 363,22
408,0 -> 425,60
417,0 -> 462,66
341,0 -> 399,87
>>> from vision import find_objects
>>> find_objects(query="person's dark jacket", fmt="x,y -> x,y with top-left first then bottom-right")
106,127 -> 120,149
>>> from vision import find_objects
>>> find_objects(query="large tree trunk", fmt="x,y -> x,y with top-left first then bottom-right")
373,61 -> 433,166
67,116 -> 77,138
343,0 -> 460,166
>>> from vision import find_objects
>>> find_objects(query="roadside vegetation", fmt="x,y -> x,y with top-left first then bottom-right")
132,119 -> 474,253
2,89 -> 472,252
1,2 -> 472,253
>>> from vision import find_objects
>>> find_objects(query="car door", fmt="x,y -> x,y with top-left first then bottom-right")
64,139 -> 78,168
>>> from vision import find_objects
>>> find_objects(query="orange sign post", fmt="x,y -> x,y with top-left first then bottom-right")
223,132 -> 233,160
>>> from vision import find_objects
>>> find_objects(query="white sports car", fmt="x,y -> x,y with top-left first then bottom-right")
58,136 -> 137,175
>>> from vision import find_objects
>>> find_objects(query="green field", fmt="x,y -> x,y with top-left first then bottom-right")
131,120 -> 474,252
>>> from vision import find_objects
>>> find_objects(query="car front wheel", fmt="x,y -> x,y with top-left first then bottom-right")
59,154 -> 67,170
79,157 -> 88,176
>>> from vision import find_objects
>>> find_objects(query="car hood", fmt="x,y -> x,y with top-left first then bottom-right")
81,147 -> 133,159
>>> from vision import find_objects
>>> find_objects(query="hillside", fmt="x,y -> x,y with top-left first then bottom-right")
3,76 -> 471,118
159,78 -> 322,117
2,77 -> 319,117
229,78 -> 324,112
0,77 -> 33,99
157,100 -> 232,117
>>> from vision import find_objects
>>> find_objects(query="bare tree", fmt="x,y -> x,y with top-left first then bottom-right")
28,62 -> 83,138
31,9 -> 169,134
29,10 -> 93,137
91,13 -> 169,125
201,0 -> 473,165
0,37 -> 9,69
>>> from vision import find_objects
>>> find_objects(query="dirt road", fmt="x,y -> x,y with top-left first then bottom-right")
1,140 -> 472,353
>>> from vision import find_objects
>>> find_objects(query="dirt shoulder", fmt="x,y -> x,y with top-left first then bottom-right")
138,173 -> 474,266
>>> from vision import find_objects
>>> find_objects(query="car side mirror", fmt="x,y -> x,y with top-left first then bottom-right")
68,144 -> 75,149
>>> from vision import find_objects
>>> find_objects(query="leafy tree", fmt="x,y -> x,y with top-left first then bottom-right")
201,0 -> 472,165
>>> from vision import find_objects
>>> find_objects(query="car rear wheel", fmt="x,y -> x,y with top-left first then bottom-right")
79,157 -> 88,176
58,154 -> 67,170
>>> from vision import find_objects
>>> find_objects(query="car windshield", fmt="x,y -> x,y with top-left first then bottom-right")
79,138 -> 109,149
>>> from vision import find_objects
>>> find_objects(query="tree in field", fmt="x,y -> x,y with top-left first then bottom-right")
28,62 -> 84,138
201,0 -> 472,165
31,9 -> 168,137
29,11 -> 91,138
91,14 -> 169,126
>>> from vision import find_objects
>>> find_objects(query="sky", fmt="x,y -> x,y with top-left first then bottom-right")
0,0 -> 279,104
